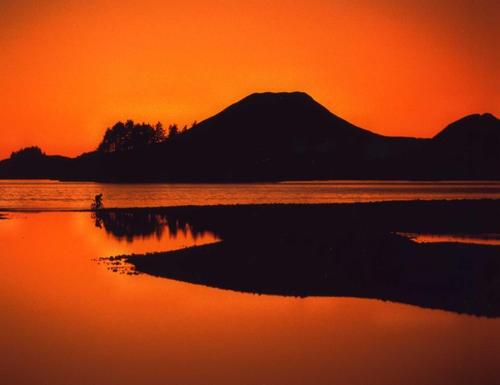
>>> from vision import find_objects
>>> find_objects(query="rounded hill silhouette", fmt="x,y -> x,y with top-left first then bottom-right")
0,92 -> 499,181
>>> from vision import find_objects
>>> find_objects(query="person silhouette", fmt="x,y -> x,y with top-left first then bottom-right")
92,194 -> 103,211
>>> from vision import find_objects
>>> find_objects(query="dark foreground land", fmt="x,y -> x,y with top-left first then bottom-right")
97,200 -> 500,317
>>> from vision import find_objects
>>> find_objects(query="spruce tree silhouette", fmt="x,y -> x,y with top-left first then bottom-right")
97,120 -> 167,153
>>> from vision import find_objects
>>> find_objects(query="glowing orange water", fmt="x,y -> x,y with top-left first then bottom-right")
1,212 -> 500,384
2,180 -> 500,210
400,233 -> 500,246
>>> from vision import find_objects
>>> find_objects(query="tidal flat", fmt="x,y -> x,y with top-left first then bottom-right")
95,199 -> 500,317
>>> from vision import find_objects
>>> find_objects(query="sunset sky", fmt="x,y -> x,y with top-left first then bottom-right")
0,0 -> 498,159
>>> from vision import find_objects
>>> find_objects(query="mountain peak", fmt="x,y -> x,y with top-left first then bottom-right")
434,113 -> 499,141
191,91 -> 376,142
242,91 -> 314,101
229,91 -> 321,112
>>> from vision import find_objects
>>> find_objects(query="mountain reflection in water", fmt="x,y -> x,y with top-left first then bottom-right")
95,201 -> 500,317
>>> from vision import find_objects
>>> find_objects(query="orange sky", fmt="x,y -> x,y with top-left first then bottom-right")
0,0 -> 498,159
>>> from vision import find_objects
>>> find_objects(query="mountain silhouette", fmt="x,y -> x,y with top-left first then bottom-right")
0,92 -> 499,181
434,113 -> 499,143
185,91 -> 378,144
0,146 -> 72,179
426,113 -> 500,179
151,91 -> 399,181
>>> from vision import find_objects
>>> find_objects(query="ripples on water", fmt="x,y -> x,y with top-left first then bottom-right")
1,179 -> 500,210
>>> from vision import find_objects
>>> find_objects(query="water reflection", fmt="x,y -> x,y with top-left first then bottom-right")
1,211 -> 500,385
93,210 -> 220,274
96,203 -> 500,317
93,210 -> 219,243
399,232 -> 500,246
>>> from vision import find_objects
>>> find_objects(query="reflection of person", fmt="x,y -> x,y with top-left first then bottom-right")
92,193 -> 103,211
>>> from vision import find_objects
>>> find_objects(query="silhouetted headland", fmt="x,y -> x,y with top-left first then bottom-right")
98,199 -> 500,317
1,92 -> 499,181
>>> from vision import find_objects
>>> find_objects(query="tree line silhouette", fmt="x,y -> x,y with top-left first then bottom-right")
97,120 -> 197,153
10,146 -> 45,160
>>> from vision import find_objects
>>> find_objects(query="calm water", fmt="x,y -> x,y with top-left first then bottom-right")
400,233 -> 500,246
1,212 -> 499,385
2,180 -> 500,210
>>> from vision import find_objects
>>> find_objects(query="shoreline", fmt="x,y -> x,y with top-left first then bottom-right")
90,199 -> 500,317
4,200 -> 499,316
1,197 -> 500,213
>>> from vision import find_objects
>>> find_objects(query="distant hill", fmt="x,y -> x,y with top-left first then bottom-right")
427,113 -> 500,179
0,146 -> 72,180
434,113 -> 499,143
0,92 -> 499,181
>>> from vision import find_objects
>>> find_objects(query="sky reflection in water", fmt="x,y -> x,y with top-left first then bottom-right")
0,212 -> 499,385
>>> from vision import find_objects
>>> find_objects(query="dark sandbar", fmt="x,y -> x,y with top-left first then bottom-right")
100,200 -> 500,317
